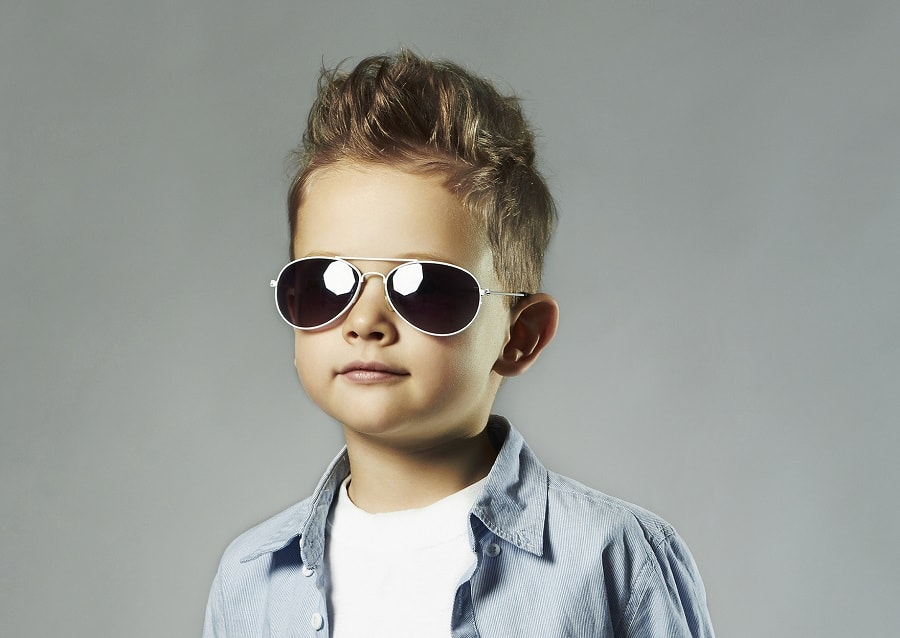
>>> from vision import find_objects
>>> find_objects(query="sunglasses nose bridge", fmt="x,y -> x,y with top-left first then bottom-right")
357,271 -> 394,312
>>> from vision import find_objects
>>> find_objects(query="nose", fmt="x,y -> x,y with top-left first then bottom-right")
342,272 -> 399,344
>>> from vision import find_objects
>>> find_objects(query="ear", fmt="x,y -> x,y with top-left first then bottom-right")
493,293 -> 559,378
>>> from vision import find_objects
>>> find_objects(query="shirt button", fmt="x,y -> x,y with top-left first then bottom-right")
485,542 -> 501,557
301,565 -> 315,577
310,612 -> 324,630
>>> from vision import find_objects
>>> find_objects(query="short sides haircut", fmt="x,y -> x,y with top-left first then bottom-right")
287,50 -> 556,293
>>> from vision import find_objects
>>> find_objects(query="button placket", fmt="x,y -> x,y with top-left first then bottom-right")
299,554 -> 324,632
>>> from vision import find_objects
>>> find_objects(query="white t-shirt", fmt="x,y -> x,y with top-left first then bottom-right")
325,476 -> 486,638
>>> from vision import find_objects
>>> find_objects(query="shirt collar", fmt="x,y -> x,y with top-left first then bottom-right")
239,450 -> 350,565
240,415 -> 548,564
472,415 -> 548,556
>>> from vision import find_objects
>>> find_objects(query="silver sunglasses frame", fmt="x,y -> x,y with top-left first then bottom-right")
270,256 -> 529,337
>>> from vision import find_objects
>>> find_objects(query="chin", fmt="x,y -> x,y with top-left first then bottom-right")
332,408 -> 411,435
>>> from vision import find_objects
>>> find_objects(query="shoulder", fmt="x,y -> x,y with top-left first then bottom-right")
481,417 -> 681,559
206,496 -> 314,618
545,470 -> 677,548
203,495 -> 321,638
216,495 -> 314,569
215,447 -> 350,569
543,471 -> 713,636
543,469 -> 698,588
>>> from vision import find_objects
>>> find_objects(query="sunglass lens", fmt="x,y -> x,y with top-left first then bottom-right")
387,262 -> 481,335
276,258 -> 358,329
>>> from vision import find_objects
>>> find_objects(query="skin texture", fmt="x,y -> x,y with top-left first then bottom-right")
291,162 -> 558,512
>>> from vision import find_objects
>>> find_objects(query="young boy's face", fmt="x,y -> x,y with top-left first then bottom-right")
290,162 -> 515,451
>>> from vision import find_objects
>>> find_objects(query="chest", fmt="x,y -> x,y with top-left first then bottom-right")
233,540 -> 612,638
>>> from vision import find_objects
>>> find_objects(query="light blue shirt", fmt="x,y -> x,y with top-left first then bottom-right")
203,416 -> 714,637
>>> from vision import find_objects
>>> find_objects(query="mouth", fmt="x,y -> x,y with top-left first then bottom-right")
336,361 -> 409,384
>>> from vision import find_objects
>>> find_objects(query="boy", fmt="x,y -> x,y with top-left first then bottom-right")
203,51 -> 714,637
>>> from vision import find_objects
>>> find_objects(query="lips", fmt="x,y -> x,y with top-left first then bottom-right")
337,361 -> 409,384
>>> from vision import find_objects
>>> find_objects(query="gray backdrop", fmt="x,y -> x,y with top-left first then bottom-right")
2,1 -> 898,636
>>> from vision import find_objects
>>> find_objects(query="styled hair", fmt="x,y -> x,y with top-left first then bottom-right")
286,50 -> 556,293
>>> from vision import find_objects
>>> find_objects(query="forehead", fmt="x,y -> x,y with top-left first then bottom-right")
294,163 -> 491,272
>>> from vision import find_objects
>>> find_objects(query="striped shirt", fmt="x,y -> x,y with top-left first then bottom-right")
203,416 -> 715,637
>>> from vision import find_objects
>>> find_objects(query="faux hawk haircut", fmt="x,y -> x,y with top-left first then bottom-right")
286,50 -> 557,294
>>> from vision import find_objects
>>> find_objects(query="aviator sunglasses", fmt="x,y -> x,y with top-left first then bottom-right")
271,257 -> 529,337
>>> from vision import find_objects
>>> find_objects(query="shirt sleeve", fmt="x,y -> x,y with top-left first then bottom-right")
621,529 -> 715,638
202,569 -> 225,638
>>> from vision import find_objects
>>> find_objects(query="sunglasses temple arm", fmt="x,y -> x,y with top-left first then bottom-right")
483,290 -> 530,298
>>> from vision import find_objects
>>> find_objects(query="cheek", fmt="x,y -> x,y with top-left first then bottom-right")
292,332 -> 304,368
472,306 -> 512,358
293,333 -> 325,387
447,320 -> 509,380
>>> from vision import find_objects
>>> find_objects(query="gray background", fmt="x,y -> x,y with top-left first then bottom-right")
2,1 -> 898,636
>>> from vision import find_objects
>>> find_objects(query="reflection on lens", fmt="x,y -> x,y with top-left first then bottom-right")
323,260 -> 356,295
392,263 -> 424,296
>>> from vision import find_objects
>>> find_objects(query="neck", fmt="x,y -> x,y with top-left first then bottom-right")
341,427 -> 497,513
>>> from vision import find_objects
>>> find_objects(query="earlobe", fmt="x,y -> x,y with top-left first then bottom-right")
493,293 -> 559,377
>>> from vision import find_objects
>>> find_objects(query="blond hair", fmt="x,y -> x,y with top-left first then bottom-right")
286,50 -> 556,292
